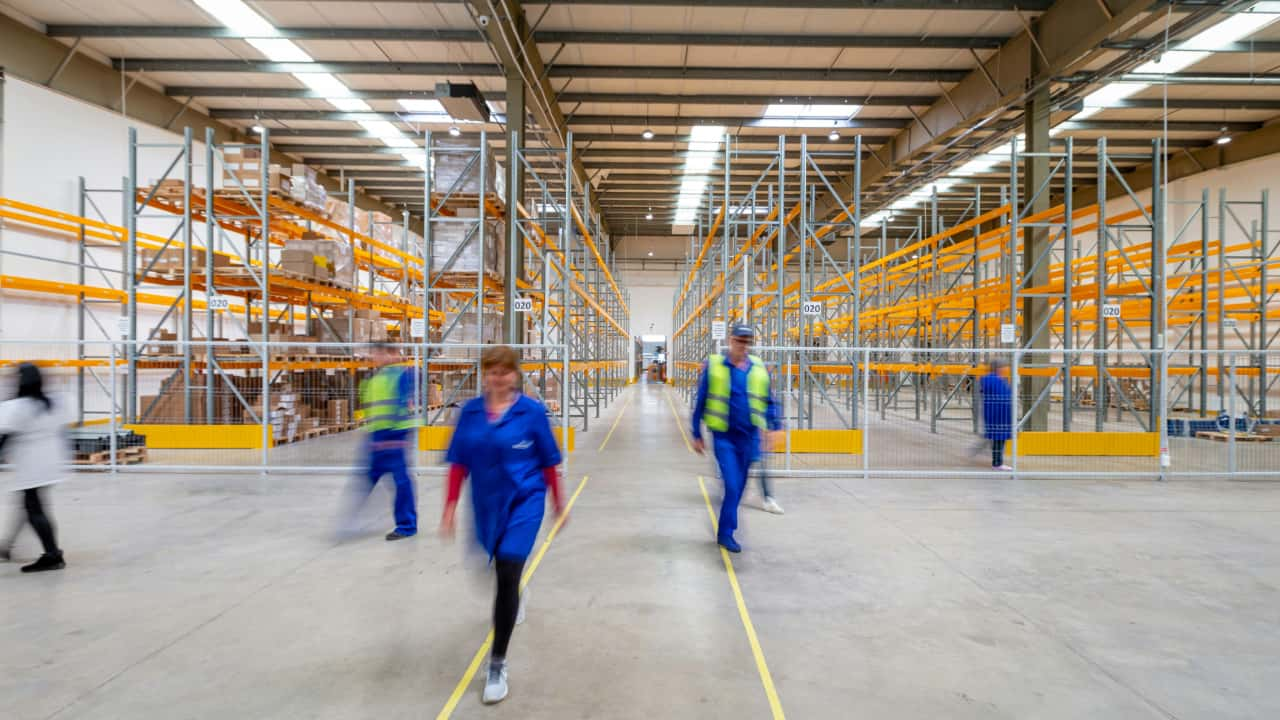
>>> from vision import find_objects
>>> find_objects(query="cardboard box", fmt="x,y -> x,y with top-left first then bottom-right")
328,399 -> 350,425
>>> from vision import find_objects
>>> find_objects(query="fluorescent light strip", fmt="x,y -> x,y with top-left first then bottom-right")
673,126 -> 725,231
193,0 -> 276,37
1074,2 -> 1280,121
197,0 -> 426,168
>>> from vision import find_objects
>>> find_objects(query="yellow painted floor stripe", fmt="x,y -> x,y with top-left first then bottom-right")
597,390 -> 634,452
664,388 -> 694,453
698,475 -> 786,720
435,474 -> 590,720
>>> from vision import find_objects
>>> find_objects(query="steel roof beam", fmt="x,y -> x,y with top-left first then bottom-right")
184,0 -> 1058,8
52,24 -> 1006,49
113,58 -> 968,82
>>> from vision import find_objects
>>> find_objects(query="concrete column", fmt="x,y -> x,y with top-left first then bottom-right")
1021,52 -> 1052,432
504,64 -> 526,344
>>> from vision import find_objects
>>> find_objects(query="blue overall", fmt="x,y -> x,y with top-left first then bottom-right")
363,366 -> 417,536
446,395 -> 562,561
691,357 -> 781,544
980,372 -> 1012,442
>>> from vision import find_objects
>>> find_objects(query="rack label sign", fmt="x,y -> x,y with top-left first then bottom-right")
1223,317 -> 1238,329
409,318 -> 426,339
1101,303 -> 1121,319
802,301 -> 823,316
207,295 -> 230,312
513,297 -> 534,313
711,320 -> 727,339
1000,323 -> 1016,344
116,317 -> 131,339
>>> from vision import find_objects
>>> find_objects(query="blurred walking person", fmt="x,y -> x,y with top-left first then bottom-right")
355,343 -> 419,540
440,345 -> 564,705
981,359 -> 1013,471
690,323 -> 782,552
0,363 -> 69,572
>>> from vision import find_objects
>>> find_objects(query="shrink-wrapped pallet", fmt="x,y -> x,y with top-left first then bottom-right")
428,217 -> 505,280
431,138 -> 506,198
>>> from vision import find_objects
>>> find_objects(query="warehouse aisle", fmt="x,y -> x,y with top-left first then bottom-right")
6,382 -> 1280,719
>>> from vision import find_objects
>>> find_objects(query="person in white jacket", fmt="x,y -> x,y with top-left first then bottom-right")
0,363 -> 69,573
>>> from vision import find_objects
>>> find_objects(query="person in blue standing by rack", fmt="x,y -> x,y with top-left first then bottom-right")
440,345 -> 564,706
690,323 -> 782,553
355,343 -> 419,540
980,358 -> 1013,471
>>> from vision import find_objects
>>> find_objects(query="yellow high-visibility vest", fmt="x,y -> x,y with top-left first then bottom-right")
358,366 -> 417,432
704,353 -> 769,432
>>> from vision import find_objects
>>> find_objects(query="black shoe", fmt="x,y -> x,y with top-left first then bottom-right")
385,531 -> 415,542
21,552 -> 65,573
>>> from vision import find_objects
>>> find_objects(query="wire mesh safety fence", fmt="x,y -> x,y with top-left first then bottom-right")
0,340 -> 574,475
673,345 -> 1280,479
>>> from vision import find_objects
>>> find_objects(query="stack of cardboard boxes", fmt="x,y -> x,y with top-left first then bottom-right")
288,164 -> 327,211
138,246 -> 235,277
316,308 -> 390,346
432,138 -> 506,198
221,147 -> 289,194
439,311 -> 501,355
279,234 -> 355,287
429,212 -> 505,280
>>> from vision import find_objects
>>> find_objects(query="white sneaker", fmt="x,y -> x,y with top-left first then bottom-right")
516,589 -> 527,625
995,464 -> 1013,471
761,497 -> 785,515
482,661 -> 509,704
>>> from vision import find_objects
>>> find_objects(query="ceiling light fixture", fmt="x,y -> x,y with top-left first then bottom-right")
1217,130 -> 1232,145
642,128 -> 655,140
646,208 -> 654,221
448,126 -> 462,137
648,250 -> 654,257
252,125 -> 265,134
828,128 -> 840,141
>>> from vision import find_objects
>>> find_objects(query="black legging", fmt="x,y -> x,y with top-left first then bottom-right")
12,488 -> 60,555
992,440 -> 1007,467
492,558 -> 526,660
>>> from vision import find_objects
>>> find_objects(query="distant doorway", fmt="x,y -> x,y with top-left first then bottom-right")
640,334 -> 667,383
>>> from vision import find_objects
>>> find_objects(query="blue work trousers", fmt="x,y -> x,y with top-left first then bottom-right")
366,447 -> 417,535
712,432 -> 754,542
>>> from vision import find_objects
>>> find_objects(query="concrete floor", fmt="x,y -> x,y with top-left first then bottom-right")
5,383 -> 1280,719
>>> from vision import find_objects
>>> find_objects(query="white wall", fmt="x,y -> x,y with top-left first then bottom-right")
618,267 -> 679,378
1,76 -> 212,347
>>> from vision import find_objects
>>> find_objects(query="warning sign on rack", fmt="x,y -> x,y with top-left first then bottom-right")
116,317 -> 131,339
409,318 -> 426,339
711,320 -> 726,339
1000,323 -> 1016,344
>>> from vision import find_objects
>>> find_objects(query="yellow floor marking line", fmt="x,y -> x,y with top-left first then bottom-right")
597,390 -> 634,451
435,474 -> 590,719
698,475 -> 787,720
664,388 -> 694,453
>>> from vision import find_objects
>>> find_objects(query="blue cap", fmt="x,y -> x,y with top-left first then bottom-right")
730,323 -> 755,339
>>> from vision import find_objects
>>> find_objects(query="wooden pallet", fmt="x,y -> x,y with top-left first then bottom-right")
1196,431 -> 1273,443
430,191 -> 505,210
271,267 -> 354,291
74,446 -> 148,466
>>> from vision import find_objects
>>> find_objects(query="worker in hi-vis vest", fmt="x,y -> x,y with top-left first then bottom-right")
356,343 -> 419,541
690,323 -> 782,553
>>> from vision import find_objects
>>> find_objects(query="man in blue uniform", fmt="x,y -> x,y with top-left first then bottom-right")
358,343 -> 418,540
691,323 -> 782,553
